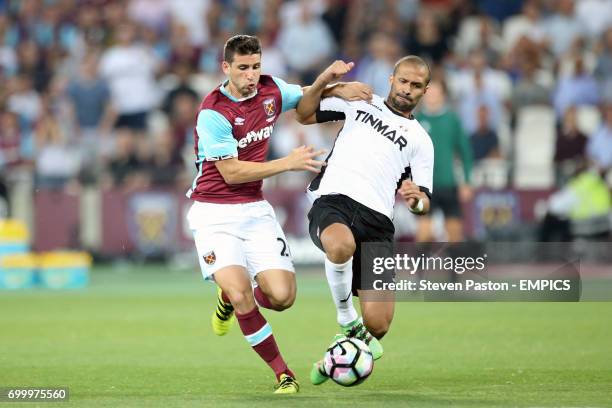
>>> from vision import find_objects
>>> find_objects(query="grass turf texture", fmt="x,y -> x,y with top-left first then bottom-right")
1,266 -> 611,408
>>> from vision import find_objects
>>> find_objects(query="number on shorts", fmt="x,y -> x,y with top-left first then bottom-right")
277,237 -> 290,257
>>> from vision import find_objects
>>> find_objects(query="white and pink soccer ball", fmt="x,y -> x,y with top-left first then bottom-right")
323,336 -> 374,386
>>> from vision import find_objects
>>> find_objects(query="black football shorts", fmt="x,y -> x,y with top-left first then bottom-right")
308,194 -> 395,295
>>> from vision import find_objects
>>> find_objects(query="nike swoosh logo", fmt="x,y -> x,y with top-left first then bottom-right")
340,291 -> 352,303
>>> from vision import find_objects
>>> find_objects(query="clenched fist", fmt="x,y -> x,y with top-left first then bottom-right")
319,60 -> 355,84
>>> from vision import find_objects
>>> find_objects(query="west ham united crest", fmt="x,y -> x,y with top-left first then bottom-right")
263,98 -> 276,117
203,251 -> 216,265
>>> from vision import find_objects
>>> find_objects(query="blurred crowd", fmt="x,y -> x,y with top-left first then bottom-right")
1,0 -> 612,219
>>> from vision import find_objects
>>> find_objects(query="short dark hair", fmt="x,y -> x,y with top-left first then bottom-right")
223,35 -> 262,63
393,55 -> 431,84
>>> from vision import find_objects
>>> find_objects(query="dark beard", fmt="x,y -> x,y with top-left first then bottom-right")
390,95 -> 416,113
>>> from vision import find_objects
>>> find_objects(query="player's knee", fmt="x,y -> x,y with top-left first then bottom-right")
225,287 -> 253,309
268,287 -> 295,311
324,239 -> 356,264
363,314 -> 392,339
366,319 -> 391,339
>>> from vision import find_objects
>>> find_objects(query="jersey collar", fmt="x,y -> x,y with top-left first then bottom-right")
383,100 -> 415,120
220,80 -> 258,102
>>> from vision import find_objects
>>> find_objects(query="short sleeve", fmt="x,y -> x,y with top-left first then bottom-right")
196,109 -> 236,162
319,96 -> 350,114
410,133 -> 434,194
271,76 -> 303,112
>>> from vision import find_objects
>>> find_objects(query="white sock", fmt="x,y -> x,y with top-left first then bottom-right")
325,256 -> 359,326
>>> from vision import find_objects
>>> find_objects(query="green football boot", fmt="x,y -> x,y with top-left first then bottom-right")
310,334 -> 345,385
342,317 -> 383,360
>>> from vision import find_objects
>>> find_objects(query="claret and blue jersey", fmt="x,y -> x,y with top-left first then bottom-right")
186,75 -> 303,204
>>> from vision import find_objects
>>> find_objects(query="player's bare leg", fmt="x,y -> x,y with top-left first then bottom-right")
358,292 -> 395,340
319,224 -> 383,355
311,224 -> 383,385
321,223 -> 356,263
254,269 -> 296,311
445,217 -> 464,242
214,266 -> 299,393
210,265 -> 252,336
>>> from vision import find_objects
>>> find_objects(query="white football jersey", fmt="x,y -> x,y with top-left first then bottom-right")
307,94 -> 434,219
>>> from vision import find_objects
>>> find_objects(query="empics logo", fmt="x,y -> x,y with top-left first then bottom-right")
237,125 -> 274,148
263,98 -> 276,117
203,251 -> 216,265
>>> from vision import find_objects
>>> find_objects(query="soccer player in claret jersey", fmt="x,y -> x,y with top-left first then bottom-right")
295,56 -> 435,384
185,34 -> 370,394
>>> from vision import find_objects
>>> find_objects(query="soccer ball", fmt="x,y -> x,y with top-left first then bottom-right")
323,336 -> 374,386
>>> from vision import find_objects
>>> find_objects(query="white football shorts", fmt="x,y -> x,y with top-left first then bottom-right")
186,200 -> 295,281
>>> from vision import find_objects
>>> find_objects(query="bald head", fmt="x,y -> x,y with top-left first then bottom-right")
393,56 -> 431,85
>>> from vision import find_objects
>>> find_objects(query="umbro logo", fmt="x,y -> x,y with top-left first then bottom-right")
234,117 -> 245,126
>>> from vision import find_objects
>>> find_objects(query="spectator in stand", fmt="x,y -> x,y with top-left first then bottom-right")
470,105 -> 500,163
143,129 -> 185,189
553,56 -> 600,119
450,49 -> 511,119
554,106 -> 588,185
455,14 -> 504,65
99,22 -> 161,134
458,69 -> 504,135
161,62 -> 199,158
168,21 -> 200,72
575,0 -> 612,41
258,28 -> 288,79
544,0 -> 586,58
16,39 -> 52,93
587,103 -> 612,172
510,57 -> 552,112
321,0 -> 349,45
0,14 -> 18,76
502,0 -> 547,53
404,9 -> 449,65
140,24 -> 171,64
355,32 -> 401,97
127,0 -> 170,33
66,51 -> 114,175
161,62 -> 198,116
34,96 -> 81,189
167,0 -> 212,47
102,129 -> 148,193
6,74 -> 42,126
278,1 -> 336,83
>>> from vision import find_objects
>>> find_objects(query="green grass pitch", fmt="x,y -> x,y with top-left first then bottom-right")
1,265 -> 611,407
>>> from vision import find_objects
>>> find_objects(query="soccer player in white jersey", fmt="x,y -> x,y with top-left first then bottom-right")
295,55 -> 434,384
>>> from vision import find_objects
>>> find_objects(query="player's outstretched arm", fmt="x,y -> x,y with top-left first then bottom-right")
215,145 -> 326,184
398,179 -> 431,215
322,81 -> 373,102
295,60 -> 354,124
297,82 -> 373,125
